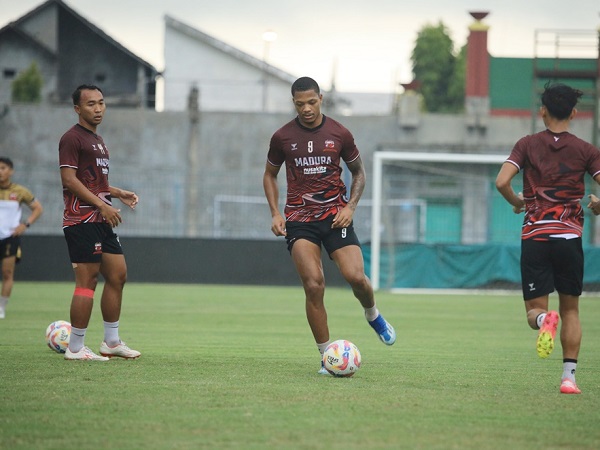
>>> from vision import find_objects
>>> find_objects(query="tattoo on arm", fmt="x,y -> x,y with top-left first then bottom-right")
346,159 -> 366,210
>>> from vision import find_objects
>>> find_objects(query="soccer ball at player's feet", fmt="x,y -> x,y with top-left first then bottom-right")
322,339 -> 361,377
45,320 -> 71,353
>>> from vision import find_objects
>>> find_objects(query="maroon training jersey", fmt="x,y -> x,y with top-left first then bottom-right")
506,129 -> 600,240
267,116 -> 360,222
58,124 -> 111,228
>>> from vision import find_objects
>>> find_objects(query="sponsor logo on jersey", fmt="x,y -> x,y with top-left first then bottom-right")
303,166 -> 327,174
92,143 -> 108,155
295,155 -> 331,175
323,140 -> 336,152
294,156 -> 332,167
96,157 -> 109,175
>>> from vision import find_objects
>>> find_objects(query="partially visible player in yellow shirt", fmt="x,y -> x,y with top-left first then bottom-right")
0,157 -> 43,318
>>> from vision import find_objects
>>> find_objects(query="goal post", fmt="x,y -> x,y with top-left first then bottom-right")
370,151 -> 508,291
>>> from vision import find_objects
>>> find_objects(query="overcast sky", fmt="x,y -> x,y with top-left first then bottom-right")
1,0 -> 599,92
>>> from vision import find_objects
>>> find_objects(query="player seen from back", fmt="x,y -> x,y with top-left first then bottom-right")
496,82 -> 600,394
263,76 -> 396,375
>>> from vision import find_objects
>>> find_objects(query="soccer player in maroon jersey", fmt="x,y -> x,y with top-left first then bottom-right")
263,77 -> 396,374
59,85 -> 140,361
496,82 -> 600,394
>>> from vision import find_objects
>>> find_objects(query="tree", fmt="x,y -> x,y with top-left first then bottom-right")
11,62 -> 43,103
446,44 -> 466,112
410,22 -> 464,113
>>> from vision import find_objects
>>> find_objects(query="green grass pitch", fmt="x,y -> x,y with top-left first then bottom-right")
1,282 -> 599,449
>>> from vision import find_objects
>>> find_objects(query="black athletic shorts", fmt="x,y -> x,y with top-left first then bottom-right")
63,223 -> 123,263
285,215 -> 361,257
521,238 -> 583,300
0,235 -> 21,261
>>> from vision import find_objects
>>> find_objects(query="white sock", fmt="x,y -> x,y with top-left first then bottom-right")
103,321 -> 120,346
69,326 -> 86,353
562,360 -> 577,382
317,341 -> 330,356
536,313 -> 547,329
364,305 -> 379,322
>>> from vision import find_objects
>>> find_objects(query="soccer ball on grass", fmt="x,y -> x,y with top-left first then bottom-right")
322,339 -> 361,377
45,320 -> 71,353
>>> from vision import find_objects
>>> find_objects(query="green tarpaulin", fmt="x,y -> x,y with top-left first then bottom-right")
364,243 -> 600,289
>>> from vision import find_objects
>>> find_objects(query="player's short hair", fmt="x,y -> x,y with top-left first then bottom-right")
291,77 -> 320,96
72,84 -> 103,105
0,157 -> 13,168
541,82 -> 583,120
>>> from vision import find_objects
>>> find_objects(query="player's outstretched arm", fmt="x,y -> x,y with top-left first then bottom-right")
587,194 -> 600,215
587,174 -> 600,215
263,163 -> 286,236
110,186 -> 138,209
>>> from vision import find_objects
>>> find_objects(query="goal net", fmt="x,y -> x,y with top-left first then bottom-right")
369,151 -> 523,290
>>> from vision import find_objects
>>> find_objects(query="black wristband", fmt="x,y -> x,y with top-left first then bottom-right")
25,222 -> 30,228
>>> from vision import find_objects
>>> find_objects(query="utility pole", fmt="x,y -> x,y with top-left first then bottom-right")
186,85 -> 200,236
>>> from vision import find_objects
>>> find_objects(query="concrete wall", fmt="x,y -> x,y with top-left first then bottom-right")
16,235 -> 347,286
2,103 -> 599,285
0,103 -> 597,240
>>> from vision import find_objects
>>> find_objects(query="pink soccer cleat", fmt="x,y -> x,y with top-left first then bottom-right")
537,311 -> 559,358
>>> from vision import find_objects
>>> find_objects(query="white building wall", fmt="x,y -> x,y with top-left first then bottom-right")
164,24 -> 295,113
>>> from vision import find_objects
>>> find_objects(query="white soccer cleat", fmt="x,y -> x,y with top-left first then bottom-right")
0,297 -> 7,319
64,346 -> 109,361
318,361 -> 330,375
100,341 -> 141,359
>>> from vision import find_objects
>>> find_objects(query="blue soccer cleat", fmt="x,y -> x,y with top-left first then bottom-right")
367,314 -> 396,345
